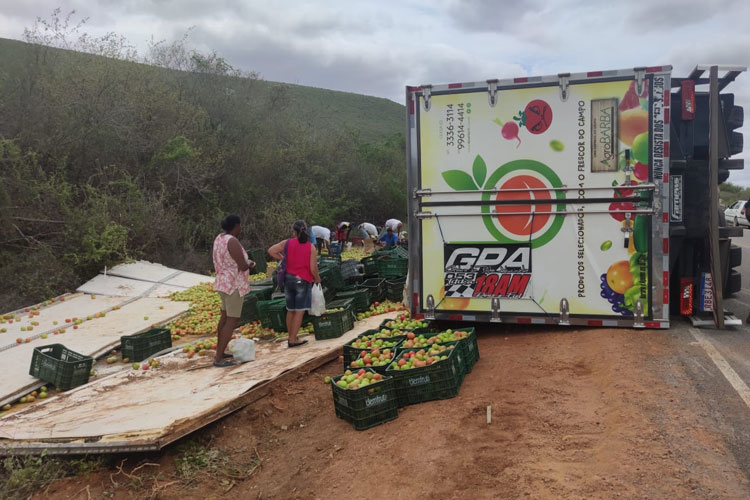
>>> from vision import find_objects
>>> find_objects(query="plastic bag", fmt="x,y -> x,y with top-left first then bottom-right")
228,338 -> 256,363
311,283 -> 326,316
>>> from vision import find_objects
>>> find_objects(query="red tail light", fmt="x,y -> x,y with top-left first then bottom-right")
742,207 -> 746,215
681,80 -> 695,120
680,278 -> 693,315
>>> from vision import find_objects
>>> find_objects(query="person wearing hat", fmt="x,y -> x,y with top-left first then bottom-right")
335,221 -> 352,250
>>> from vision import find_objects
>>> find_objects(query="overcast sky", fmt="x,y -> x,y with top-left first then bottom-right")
1,0 -> 749,186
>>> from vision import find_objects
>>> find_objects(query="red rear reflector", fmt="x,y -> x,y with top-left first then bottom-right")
588,320 -> 603,327
680,278 -> 693,315
514,77 -> 528,83
517,317 -> 531,324
448,315 -> 463,321
664,142 -> 670,157
587,71 -> 603,77
663,238 -> 669,253
448,83 -> 462,89
662,212 -> 668,223
664,112 -> 670,124
409,100 -> 415,115
663,173 -> 669,183
681,80 -> 695,120
664,91 -> 670,107
646,66 -> 663,73
412,313 -> 425,320
664,271 -> 669,285
663,289 -> 669,304
644,321 -> 661,328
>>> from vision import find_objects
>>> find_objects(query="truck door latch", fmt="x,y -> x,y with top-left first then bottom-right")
634,299 -> 645,327
633,67 -> 646,96
421,85 -> 432,111
558,73 -> 570,102
487,79 -> 498,107
425,294 -> 436,320
490,297 -> 501,323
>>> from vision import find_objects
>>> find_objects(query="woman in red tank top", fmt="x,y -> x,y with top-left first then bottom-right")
268,220 -> 321,347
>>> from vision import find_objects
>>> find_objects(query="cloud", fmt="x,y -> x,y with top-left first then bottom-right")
0,1 -> 749,184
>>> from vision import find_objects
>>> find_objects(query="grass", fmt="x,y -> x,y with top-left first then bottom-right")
174,440 -> 261,488
0,452 -> 106,500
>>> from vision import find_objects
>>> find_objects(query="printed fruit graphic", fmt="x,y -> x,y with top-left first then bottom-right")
618,108 -> 648,146
495,174 -> 553,235
631,132 -> 649,164
502,122 -> 521,146
606,261 -> 634,295
633,162 -> 649,181
549,139 -> 564,152
619,80 -> 649,112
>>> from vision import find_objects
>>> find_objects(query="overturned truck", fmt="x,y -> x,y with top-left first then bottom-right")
406,65 -> 745,328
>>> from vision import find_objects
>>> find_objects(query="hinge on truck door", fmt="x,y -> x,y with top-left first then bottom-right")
559,298 -> 570,325
487,79 -> 498,107
490,297 -> 501,323
633,299 -> 645,327
425,294 -> 436,320
558,73 -> 570,102
421,85 -> 432,111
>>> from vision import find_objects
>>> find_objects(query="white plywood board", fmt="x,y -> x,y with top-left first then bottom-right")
76,275 -> 157,297
106,261 -> 176,282
163,271 -> 214,288
0,298 -> 189,405
76,275 -> 185,298
0,314 -> 388,447
1,294 -> 126,349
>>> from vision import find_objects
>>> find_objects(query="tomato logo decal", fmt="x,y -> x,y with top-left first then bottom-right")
494,99 -> 553,147
494,175 -> 553,237
481,159 -> 565,248
521,99 -> 553,134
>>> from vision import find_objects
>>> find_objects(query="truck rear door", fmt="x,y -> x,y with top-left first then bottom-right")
406,67 -> 672,328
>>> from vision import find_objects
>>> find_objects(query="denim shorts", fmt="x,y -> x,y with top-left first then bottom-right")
285,274 -> 312,311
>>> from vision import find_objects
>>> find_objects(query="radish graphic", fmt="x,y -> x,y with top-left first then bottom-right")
493,118 -> 521,147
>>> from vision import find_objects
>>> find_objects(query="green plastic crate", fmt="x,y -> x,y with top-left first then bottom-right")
267,300 -> 288,332
248,248 -> 268,274
342,331 -> 404,368
313,300 -> 355,340
29,344 -> 93,390
239,293 -> 260,325
385,347 -> 462,408
334,288 -> 370,313
351,349 -> 399,374
376,257 -> 408,278
360,255 -> 378,276
319,255 -> 342,267
360,278 -> 386,303
121,328 -> 172,362
385,277 -> 406,302
331,369 -> 399,430
248,285 -> 273,301
378,317 -> 430,333
257,298 -> 286,328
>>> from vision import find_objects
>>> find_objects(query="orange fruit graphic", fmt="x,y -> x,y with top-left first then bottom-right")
618,108 -> 648,147
606,261 -> 634,295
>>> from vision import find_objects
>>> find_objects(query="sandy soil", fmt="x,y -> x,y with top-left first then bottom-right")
41,325 -> 750,499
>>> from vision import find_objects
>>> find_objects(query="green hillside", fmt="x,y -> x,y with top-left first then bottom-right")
0,36 -> 407,311
0,37 -> 404,142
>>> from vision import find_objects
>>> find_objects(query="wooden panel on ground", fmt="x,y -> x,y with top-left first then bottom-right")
0,298 -> 189,407
0,314 -> 390,454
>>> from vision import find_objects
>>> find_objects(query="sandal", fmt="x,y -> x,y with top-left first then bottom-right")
221,352 -> 233,359
213,360 -> 235,367
287,340 -> 308,348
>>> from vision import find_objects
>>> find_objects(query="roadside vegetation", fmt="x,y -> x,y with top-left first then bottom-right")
0,10 -> 406,311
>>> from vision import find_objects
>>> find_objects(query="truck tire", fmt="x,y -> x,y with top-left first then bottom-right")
725,269 -> 742,297
729,244 -> 742,268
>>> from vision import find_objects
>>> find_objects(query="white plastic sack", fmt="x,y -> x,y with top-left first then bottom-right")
311,283 -> 326,316
228,338 -> 256,363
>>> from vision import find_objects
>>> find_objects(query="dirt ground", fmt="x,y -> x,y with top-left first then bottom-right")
40,325 -> 750,499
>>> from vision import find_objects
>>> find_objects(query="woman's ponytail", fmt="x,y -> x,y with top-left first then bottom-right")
293,220 -> 309,243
